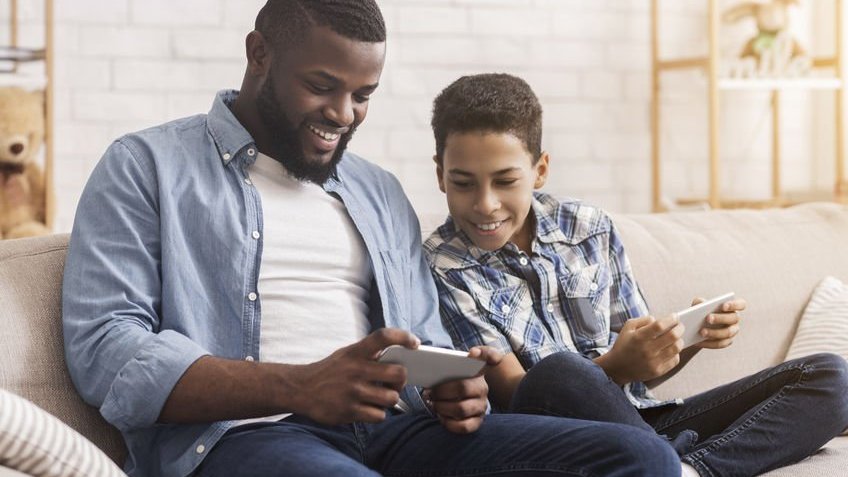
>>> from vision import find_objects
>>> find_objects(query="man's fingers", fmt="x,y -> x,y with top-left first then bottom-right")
350,403 -> 390,424
353,328 -> 420,359
429,376 -> 487,402
467,346 -> 504,368
440,415 -> 484,434
432,397 -> 487,421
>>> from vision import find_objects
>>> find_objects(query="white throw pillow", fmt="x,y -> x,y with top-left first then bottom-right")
0,389 -> 126,477
786,276 -> 848,361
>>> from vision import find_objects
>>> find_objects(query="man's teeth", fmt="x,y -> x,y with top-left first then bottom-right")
308,125 -> 340,141
476,221 -> 502,231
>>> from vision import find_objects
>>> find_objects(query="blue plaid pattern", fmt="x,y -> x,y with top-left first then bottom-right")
424,192 -> 679,409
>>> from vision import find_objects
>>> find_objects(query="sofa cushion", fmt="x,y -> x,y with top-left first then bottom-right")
0,389 -> 126,477
786,276 -> 848,361
0,235 -> 125,465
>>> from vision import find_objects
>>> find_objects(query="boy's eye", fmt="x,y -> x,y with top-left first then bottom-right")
495,179 -> 518,186
450,181 -> 472,188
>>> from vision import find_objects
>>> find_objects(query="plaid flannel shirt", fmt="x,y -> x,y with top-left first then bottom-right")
424,192 -> 680,409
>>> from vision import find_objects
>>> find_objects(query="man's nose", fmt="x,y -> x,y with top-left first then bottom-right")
324,95 -> 355,127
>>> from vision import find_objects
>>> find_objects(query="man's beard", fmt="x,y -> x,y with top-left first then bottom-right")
255,75 -> 355,184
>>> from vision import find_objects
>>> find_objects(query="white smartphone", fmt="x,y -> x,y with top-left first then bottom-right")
377,345 -> 486,388
675,292 -> 736,347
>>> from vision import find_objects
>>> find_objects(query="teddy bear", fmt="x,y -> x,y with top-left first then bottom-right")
723,0 -> 805,61
0,86 -> 51,239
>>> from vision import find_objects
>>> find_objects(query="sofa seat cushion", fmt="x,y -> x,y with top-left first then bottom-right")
0,389 -> 126,477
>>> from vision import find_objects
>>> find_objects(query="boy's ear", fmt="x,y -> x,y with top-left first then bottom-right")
533,152 -> 550,189
434,155 -> 446,193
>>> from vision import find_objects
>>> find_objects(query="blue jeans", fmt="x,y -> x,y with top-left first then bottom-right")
195,411 -> 680,477
509,351 -> 848,477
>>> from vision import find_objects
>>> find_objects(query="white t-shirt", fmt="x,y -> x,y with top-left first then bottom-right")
250,152 -> 372,365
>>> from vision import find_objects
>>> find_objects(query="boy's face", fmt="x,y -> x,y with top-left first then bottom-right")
437,131 -> 548,253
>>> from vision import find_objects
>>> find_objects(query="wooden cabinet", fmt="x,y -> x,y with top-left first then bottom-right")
651,0 -> 846,211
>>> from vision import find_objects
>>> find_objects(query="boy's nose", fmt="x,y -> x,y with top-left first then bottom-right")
474,192 -> 501,215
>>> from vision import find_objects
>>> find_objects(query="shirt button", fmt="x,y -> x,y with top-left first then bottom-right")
252,231 -> 260,240
196,445 -> 206,454
244,178 -> 252,185
590,282 -> 599,291
222,153 -> 231,161
519,257 -> 528,266
245,356 -> 255,362
546,303 -> 554,313
501,304 -> 511,314
248,292 -> 257,301
247,148 -> 256,156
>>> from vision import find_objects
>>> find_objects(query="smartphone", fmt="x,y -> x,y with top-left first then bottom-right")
377,345 -> 486,388
675,292 -> 736,347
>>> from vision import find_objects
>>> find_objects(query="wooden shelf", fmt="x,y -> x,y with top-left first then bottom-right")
718,78 -> 843,90
651,0 -> 846,212
0,47 -> 46,63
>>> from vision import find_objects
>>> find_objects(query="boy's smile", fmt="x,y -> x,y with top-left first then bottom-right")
437,131 -> 548,254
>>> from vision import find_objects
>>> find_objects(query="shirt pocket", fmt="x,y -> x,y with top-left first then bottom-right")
379,248 -> 410,326
558,264 -> 611,343
474,285 -> 546,354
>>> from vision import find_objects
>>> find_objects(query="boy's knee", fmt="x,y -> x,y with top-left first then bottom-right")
527,351 -> 604,383
807,353 -> 848,418
608,426 -> 681,475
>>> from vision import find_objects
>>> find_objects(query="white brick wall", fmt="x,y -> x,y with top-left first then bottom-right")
1,0 -> 836,232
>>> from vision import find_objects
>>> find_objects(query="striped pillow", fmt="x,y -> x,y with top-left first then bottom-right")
0,389 -> 126,477
786,276 -> 848,361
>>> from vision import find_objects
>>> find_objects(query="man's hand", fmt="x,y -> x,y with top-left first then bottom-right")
288,328 -> 419,426
692,297 -> 746,350
424,346 -> 502,434
595,315 -> 684,385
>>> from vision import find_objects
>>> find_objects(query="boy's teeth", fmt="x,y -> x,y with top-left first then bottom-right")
476,221 -> 502,231
308,125 -> 340,141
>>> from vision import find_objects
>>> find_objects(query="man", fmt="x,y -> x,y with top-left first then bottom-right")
62,1 -> 681,476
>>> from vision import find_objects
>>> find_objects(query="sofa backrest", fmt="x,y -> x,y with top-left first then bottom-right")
0,234 -> 126,464
612,203 -> 848,399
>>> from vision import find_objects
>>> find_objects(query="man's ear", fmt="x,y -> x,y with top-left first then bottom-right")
434,155 -> 446,193
533,152 -> 550,189
245,30 -> 271,77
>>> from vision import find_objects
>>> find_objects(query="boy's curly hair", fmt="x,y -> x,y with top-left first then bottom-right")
431,73 -> 542,163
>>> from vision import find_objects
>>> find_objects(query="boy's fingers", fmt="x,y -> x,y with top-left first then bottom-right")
691,297 -> 705,306
637,314 -> 679,339
721,299 -> 747,312
707,312 -> 741,326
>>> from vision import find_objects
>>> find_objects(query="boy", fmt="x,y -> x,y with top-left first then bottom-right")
424,73 -> 848,477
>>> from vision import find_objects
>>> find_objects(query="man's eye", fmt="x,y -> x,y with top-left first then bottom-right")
309,83 -> 331,93
354,94 -> 371,103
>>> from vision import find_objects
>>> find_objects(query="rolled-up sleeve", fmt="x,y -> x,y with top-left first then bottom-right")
62,139 -> 209,431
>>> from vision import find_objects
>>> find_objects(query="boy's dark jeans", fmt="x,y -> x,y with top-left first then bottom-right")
510,351 -> 848,477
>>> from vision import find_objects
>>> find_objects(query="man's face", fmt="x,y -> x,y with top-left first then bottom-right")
256,26 -> 385,183
437,132 -> 548,253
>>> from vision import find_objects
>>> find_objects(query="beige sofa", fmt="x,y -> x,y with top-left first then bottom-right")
2,202 -> 848,476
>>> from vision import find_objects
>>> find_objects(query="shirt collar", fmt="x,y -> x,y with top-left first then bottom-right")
206,90 -> 257,167
532,192 -> 570,245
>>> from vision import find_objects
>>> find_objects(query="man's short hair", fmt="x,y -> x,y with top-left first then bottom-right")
255,0 -> 386,50
431,73 -> 543,164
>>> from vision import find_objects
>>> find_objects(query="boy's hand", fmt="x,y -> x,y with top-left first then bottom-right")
596,314 -> 684,385
424,346 -> 501,435
692,297 -> 746,350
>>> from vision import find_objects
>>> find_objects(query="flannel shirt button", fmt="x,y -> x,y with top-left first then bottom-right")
519,257 -> 528,266
546,303 -> 554,313
501,304 -> 511,314
245,356 -> 255,362
590,282 -> 599,291
244,178 -> 252,185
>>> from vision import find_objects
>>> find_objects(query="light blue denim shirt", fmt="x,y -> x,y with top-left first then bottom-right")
62,90 -> 452,477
